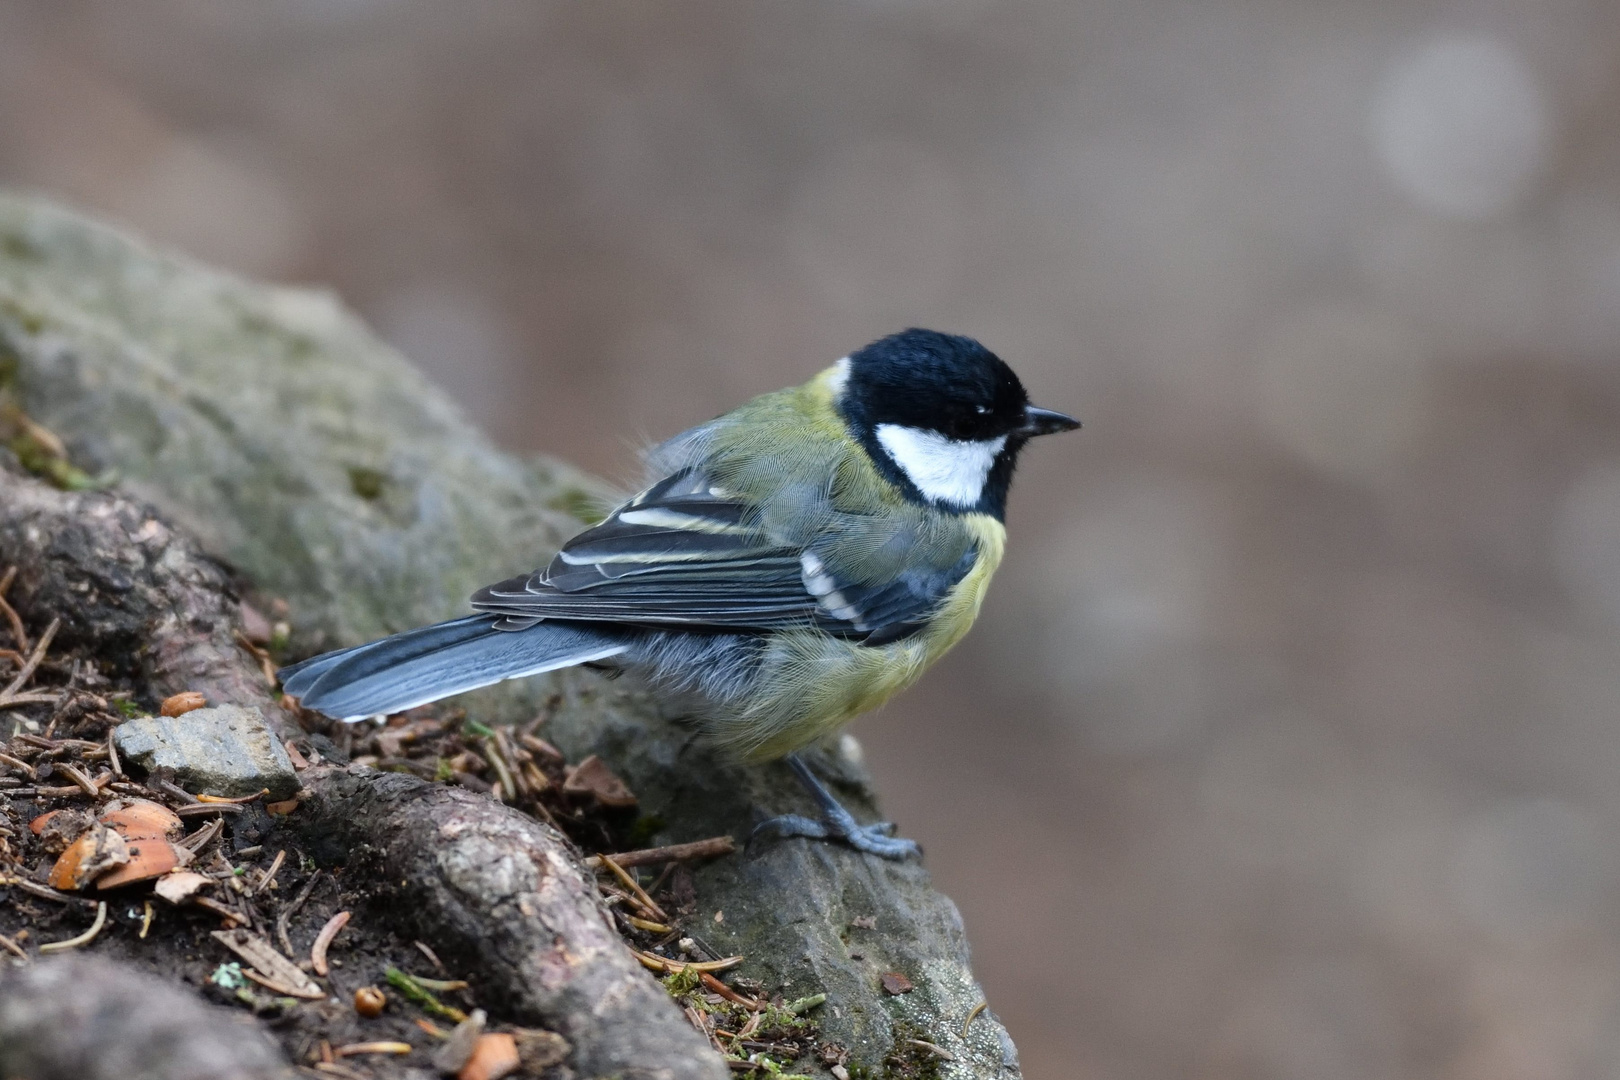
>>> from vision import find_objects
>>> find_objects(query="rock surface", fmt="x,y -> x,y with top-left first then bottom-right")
0,191 -> 1018,1077
0,955 -> 292,1080
113,705 -> 299,799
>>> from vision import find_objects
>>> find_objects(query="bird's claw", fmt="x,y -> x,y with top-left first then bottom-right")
748,755 -> 921,860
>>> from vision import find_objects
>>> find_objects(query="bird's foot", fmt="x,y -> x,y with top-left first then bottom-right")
748,754 -> 920,860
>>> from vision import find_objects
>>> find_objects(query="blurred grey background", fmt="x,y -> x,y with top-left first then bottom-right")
5,3 -> 1620,1077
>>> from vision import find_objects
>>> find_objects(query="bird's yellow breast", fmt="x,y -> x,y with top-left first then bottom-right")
715,513 -> 1007,762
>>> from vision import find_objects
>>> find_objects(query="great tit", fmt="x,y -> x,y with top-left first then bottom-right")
279,328 -> 1078,858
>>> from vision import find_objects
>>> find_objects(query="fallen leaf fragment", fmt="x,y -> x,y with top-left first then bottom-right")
459,1033 -> 520,1080
99,799 -> 182,842
562,754 -> 637,808
154,870 -> 212,904
49,824 -> 128,890
879,971 -> 915,996
160,691 -> 207,717
211,927 -> 324,999
97,838 -> 191,889
266,797 -> 300,816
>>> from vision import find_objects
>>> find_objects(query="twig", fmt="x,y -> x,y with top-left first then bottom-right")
252,849 -> 286,896
629,949 -> 743,975
192,896 -> 246,926
311,910 -> 350,976
197,788 -> 268,804
701,971 -> 761,1010
962,999 -> 989,1039
597,853 -> 669,923
413,939 -> 445,972
105,730 -> 121,777
154,778 -> 199,803
0,930 -> 29,962
177,817 -> 223,853
0,751 -> 35,779
0,567 -> 28,654
482,736 -> 518,803
0,875 -> 98,907
0,692 -> 60,707
908,1039 -> 955,1062
56,762 -> 99,799
241,968 -> 324,1000
176,802 -> 243,817
584,835 -> 736,870
0,617 -> 57,703
277,870 -> 321,958
333,1042 -> 413,1058
38,901 -> 107,953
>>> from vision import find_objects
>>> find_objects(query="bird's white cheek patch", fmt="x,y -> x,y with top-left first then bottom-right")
875,424 -> 1006,507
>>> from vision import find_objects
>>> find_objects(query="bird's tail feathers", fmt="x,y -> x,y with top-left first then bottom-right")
278,615 -> 628,722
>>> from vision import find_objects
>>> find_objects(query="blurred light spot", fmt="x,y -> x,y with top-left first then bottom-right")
1371,37 -> 1550,219
1553,461 -> 1620,627
1252,303 -> 1430,483
1451,800 -> 1612,939
370,281 -> 518,432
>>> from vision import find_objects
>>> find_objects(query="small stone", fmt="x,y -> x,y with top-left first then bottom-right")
879,971 -> 914,996
114,705 -> 299,799
850,915 -> 877,930
561,755 -> 636,808
514,1029 -> 570,1071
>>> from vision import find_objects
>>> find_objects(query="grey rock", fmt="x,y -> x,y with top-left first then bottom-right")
0,955 -> 292,1080
114,705 -> 299,800
0,192 -> 1019,1077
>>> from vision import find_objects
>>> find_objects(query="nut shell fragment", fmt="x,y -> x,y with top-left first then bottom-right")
153,870 -> 212,904
458,1033 -> 520,1080
49,824 -> 129,890
97,839 -> 191,889
561,754 -> 637,808
160,691 -> 208,717
31,809 -> 93,854
99,799 -> 182,841
353,985 -> 386,1018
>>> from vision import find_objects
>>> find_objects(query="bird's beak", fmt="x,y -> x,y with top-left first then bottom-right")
1016,405 -> 1081,437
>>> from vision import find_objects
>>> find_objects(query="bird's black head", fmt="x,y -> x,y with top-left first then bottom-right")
835,328 -> 1079,518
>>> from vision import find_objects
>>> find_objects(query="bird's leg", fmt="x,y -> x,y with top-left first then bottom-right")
749,754 -> 920,859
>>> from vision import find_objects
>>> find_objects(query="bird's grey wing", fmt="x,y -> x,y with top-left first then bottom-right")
470,468 -> 975,643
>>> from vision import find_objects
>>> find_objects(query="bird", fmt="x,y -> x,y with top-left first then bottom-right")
279,328 -> 1079,858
